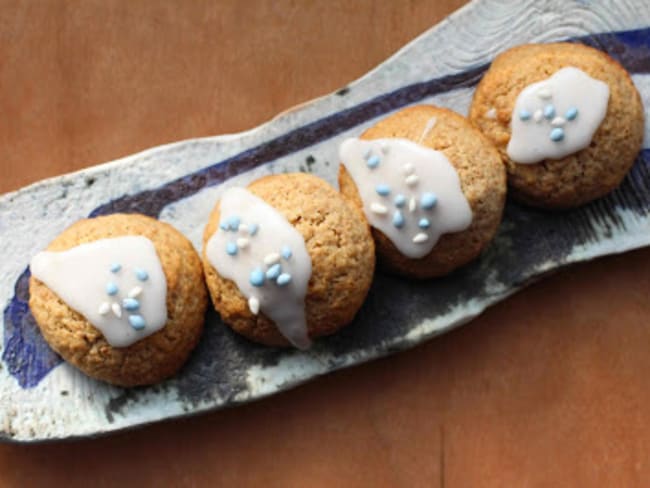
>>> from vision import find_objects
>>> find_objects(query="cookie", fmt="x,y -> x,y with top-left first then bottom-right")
202,173 -> 375,349
29,214 -> 207,387
469,42 -> 644,208
338,105 -> 506,279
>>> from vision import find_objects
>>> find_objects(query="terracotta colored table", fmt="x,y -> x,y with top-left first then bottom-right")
2,1 -> 650,486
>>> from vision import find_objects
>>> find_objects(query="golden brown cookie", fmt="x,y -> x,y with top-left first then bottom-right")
339,105 -> 506,279
201,173 -> 375,347
469,42 -> 644,208
29,214 -> 207,387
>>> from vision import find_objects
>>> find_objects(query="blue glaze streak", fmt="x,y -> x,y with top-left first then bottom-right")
4,27 -> 650,388
2,270 -> 62,388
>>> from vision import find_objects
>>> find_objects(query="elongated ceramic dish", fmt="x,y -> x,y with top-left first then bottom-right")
2,0 -> 650,442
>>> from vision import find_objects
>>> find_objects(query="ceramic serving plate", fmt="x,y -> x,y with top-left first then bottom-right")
2,0 -> 650,442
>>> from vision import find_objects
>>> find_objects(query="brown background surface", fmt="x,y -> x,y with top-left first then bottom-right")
1,1 -> 649,486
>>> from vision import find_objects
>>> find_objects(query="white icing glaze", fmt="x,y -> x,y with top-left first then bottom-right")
205,188 -> 313,350
30,236 -> 168,348
340,137 -> 472,259
507,67 -> 610,164
418,116 -> 437,143
485,107 -> 497,119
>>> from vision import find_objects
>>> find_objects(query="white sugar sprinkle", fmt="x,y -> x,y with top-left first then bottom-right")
380,142 -> 389,154
98,302 -> 110,316
238,223 -> 249,233
409,197 -> 417,213
237,237 -> 250,249
413,233 -> 429,243
248,296 -> 260,315
551,116 -> 566,127
370,202 -> 388,215
405,174 -> 419,186
264,252 -> 281,266
485,108 -> 497,119
533,109 -> 544,123
111,302 -> 122,318
537,87 -> 552,99
402,163 -> 415,175
128,286 -> 143,298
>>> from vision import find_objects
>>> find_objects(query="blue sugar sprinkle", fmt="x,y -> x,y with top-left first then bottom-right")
128,315 -> 146,330
550,127 -> 565,142
394,194 -> 406,208
420,192 -> 438,210
366,154 -> 380,168
266,263 -> 282,280
519,109 -> 531,121
226,241 -> 238,256
105,282 -> 118,296
392,210 -> 405,229
250,268 -> 265,287
248,223 -> 259,236
276,273 -> 292,286
281,246 -> 292,260
375,184 -> 391,196
135,268 -> 149,281
543,105 -> 556,119
219,221 -> 229,231
110,263 -> 121,273
418,218 -> 431,229
227,215 -> 241,231
565,107 -> 578,120
122,298 -> 140,311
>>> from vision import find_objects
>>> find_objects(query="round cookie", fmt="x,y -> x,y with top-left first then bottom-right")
469,42 -> 644,209
339,105 -> 506,279
202,173 -> 375,348
29,214 -> 207,387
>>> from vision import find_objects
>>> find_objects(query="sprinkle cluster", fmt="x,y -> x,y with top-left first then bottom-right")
249,245 -> 293,288
220,215 -> 259,255
220,215 -> 294,315
99,263 -> 148,330
518,86 -> 579,142
363,146 -> 439,245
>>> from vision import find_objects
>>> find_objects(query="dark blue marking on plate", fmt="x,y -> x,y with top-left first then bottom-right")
3,26 -> 650,391
2,270 -> 61,388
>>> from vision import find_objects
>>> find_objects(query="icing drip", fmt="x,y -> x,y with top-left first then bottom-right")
417,116 -> 437,143
340,137 -> 472,259
30,236 -> 168,348
507,67 -> 609,164
206,188 -> 313,349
